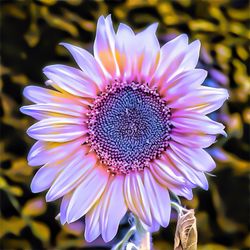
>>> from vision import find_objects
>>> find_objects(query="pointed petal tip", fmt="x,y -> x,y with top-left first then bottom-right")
186,192 -> 193,200
19,106 -> 25,114
42,65 -> 49,72
84,231 -> 99,243
59,42 -> 73,51
22,86 -> 38,102
22,86 -> 29,99
45,193 -> 53,202
97,15 -> 105,25
200,68 -> 208,78
60,219 -> 66,226
105,14 -> 112,21
192,39 -> 201,46
203,183 -> 209,191
200,176 -> 209,191
57,213 -> 67,225
30,183 -> 40,194
222,130 -> 227,137
66,212 -> 78,224
176,33 -> 189,44
149,22 -> 159,32
59,41 -> 67,46
102,234 -> 110,243
59,42 -> 76,51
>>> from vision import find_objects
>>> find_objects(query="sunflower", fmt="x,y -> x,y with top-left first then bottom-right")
20,15 -> 228,242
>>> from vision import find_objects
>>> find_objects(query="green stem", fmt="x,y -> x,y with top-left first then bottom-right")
171,201 -> 188,216
112,214 -> 152,250
112,225 -> 136,250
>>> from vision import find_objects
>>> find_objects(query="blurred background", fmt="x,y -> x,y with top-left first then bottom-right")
1,0 -> 249,249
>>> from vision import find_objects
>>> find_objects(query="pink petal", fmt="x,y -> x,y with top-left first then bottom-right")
144,168 -> 171,227
100,175 -> 127,242
27,118 -> 87,142
66,167 -> 109,223
124,173 -> 152,226
170,141 -> 216,172
43,65 -> 99,97
60,43 -> 105,90
46,152 -> 96,202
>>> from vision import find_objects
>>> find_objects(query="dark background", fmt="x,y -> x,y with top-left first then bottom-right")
1,0 -> 249,249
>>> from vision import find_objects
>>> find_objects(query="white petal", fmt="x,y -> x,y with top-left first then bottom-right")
20,102 -> 86,120
31,163 -> 63,193
171,131 -> 216,148
27,139 -> 83,166
170,141 -> 216,172
169,86 -> 229,114
144,168 -> 171,227
180,40 -> 201,71
27,118 -> 86,142
165,149 -> 208,190
66,167 -> 109,223
124,173 -> 152,226
43,65 -> 98,97
171,110 -> 227,136
161,69 -> 207,100
23,86 -> 82,104
46,152 -> 96,202
60,193 -> 72,225
60,43 -> 105,89
115,23 -> 135,81
168,184 -> 194,200
150,162 -> 193,200
94,15 -> 118,78
133,23 -> 160,82
151,159 -> 186,186
152,34 -> 188,86
100,175 -> 127,242
140,220 -> 160,233
85,202 -> 102,242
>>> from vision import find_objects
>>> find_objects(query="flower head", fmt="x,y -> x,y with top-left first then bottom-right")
21,15 -> 228,242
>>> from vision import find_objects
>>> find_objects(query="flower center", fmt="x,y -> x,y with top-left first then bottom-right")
86,82 -> 172,175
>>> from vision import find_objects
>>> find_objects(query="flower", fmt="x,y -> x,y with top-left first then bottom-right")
20,15 -> 228,243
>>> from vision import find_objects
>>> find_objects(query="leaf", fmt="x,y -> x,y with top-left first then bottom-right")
30,221 -> 50,242
9,186 -> 23,196
22,197 -> 46,217
174,209 -> 198,250
0,176 -> 8,188
0,217 -> 26,237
